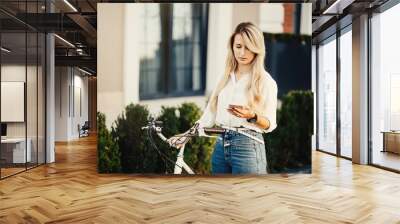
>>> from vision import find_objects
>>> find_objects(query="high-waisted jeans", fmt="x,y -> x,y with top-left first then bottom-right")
211,129 -> 267,175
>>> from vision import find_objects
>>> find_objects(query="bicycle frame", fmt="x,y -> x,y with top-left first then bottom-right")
151,126 -> 196,174
174,145 -> 195,174
142,120 -> 220,175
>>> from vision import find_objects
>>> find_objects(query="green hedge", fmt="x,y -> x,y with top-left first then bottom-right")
264,90 -> 313,173
97,102 -> 215,174
112,104 -> 161,173
177,103 -> 215,174
152,102 -> 215,174
97,112 -> 121,173
98,91 -> 313,174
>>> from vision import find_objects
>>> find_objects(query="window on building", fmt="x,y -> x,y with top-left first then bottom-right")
139,4 -> 208,100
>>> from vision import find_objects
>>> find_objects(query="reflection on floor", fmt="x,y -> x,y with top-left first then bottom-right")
0,167 -> 26,178
373,150 -> 400,171
0,163 -> 41,178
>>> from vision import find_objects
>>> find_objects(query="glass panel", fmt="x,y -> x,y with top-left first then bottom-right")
317,37 -> 337,154
192,68 -> 201,91
27,31 -> 38,169
139,4 -> 163,98
175,69 -> 185,92
340,29 -> 352,158
173,4 -> 191,18
371,4 -> 400,171
312,45 -> 317,151
0,1 -> 46,179
192,43 -> 200,68
192,16 -> 201,43
139,3 -> 206,99
38,33 -> 45,164
173,44 -> 185,69
148,70 -> 160,95
172,18 -> 186,40
145,17 -> 162,44
1,31 -> 27,177
185,18 -> 192,39
143,43 -> 161,69
170,4 -> 204,95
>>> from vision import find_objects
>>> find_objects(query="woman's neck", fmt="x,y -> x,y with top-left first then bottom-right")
236,64 -> 252,75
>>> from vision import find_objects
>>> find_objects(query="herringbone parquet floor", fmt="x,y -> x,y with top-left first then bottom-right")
1,135 -> 400,224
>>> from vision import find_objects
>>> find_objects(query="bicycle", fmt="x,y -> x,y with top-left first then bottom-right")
142,118 -> 225,174
142,117 -> 266,175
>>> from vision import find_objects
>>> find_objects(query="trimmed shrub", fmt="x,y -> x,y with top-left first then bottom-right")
153,105 -> 181,173
155,102 -> 216,174
97,112 -> 121,173
178,102 -> 215,174
112,104 -> 160,173
264,90 -> 313,173
110,102 -> 215,174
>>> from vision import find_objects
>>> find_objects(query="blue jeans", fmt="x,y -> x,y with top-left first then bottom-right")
211,129 -> 267,175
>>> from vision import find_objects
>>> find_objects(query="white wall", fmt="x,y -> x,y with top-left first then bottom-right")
206,3 -> 233,95
55,67 -> 89,141
1,67 -> 25,124
259,4 -> 284,33
97,4 -> 125,128
1,64 -> 46,163
55,67 -> 69,141
1,65 -> 37,138
300,3 -> 312,35
123,4 -> 141,106
259,3 -> 311,35
73,73 -> 89,138
232,4 -> 260,29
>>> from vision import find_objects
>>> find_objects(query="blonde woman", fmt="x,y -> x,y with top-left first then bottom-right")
168,22 -> 277,174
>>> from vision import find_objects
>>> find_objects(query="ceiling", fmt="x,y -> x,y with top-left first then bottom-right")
311,0 -> 390,43
0,0 -> 100,74
0,0 -> 393,74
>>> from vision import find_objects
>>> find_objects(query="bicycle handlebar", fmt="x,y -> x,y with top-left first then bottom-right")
142,118 -> 264,152
141,120 -> 225,147
142,119 -> 226,136
203,127 -> 225,135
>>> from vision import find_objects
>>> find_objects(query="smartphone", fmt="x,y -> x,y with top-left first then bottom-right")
228,104 -> 243,109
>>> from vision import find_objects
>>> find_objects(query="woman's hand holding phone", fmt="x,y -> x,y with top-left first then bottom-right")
227,104 -> 255,119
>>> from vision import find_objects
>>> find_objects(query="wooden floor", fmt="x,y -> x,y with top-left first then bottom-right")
1,163 -> 44,178
1,136 -> 400,223
0,167 -> 26,178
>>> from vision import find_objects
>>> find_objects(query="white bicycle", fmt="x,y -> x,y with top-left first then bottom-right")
142,118 -> 224,174
142,118 -> 264,175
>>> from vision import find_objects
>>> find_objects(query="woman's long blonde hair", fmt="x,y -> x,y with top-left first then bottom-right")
209,22 -> 267,116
